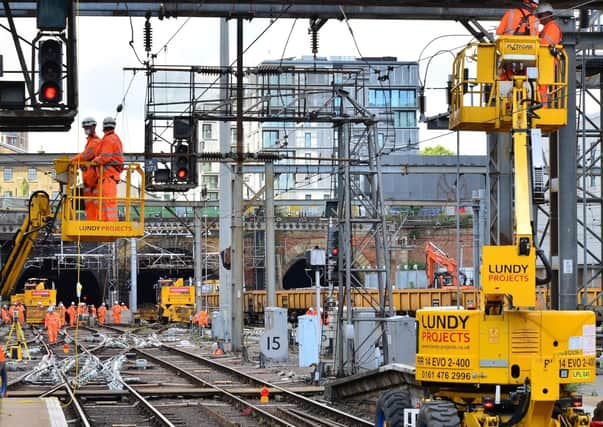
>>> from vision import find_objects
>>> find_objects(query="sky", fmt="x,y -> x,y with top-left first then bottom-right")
0,15 -> 508,156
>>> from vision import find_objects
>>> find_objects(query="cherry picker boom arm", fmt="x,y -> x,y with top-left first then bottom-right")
0,191 -> 53,300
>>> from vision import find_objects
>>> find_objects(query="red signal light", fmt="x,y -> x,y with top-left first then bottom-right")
331,247 -> 339,256
176,168 -> 189,180
41,83 -> 59,102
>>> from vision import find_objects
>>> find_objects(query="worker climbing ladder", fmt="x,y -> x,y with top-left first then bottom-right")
5,313 -> 30,361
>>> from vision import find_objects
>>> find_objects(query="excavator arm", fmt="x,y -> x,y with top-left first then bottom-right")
0,191 -> 54,300
425,241 -> 460,287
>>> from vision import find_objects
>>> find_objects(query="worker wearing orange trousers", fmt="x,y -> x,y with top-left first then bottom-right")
44,308 -> 60,344
56,303 -> 65,328
0,344 -> 6,398
98,303 -> 107,324
7,304 -> 16,323
93,117 -> 124,222
111,303 -> 122,324
197,310 -> 209,328
67,302 -> 77,327
16,303 -> 25,325
536,3 -> 562,107
1,306 -> 9,325
71,117 -> 102,220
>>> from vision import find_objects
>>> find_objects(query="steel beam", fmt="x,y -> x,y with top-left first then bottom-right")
0,3 -> 577,19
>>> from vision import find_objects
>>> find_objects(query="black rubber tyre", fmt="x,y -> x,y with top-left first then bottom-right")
593,400 -> 603,421
418,400 -> 461,427
374,386 -> 412,427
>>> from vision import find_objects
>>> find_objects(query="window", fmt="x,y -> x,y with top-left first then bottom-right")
304,132 -> 312,148
202,175 -> 218,189
305,194 -> 312,200
51,191 -> 60,200
305,152 -> 311,159
28,168 -> 37,181
378,133 -> 385,150
3,168 -> 13,181
393,111 -> 416,128
202,123 -> 213,140
231,128 -> 237,142
262,130 -> 279,148
3,191 -> 12,197
277,174 -> 294,190
369,89 -> 416,108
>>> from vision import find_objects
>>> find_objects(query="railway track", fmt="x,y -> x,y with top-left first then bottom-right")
135,345 -> 372,427
3,323 -> 367,426
37,326 -> 179,426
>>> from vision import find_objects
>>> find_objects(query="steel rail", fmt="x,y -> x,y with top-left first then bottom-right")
135,347 -> 297,426
34,329 -> 92,427
145,345 -> 372,426
62,328 -> 176,427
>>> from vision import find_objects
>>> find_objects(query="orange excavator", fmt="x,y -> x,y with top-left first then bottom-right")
424,241 -> 467,288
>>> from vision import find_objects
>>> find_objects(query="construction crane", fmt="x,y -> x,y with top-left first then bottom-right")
376,36 -> 595,427
425,241 -> 466,288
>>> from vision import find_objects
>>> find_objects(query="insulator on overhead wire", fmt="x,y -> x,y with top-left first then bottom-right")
310,29 -> 319,57
144,18 -> 153,53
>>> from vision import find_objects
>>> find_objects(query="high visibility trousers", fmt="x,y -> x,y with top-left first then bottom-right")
84,186 -> 99,220
100,177 -> 118,221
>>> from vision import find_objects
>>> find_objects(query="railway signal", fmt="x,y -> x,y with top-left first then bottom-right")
38,39 -> 63,105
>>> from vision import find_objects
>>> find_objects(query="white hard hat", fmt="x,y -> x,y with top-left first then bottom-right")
47,307 -> 53,312
81,117 -> 97,127
103,116 -> 116,129
536,2 -> 553,15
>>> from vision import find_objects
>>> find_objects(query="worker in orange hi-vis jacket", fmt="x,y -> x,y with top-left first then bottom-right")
93,117 -> 124,222
7,304 -> 16,323
66,302 -> 77,327
496,0 -> 540,80
112,303 -> 122,324
15,302 -> 25,325
0,344 -> 6,397
71,117 -> 102,220
56,302 -> 65,328
44,307 -> 60,344
97,303 -> 107,324
197,310 -> 209,328
497,0 -> 539,37
535,2 -> 562,107
1,305 -> 9,325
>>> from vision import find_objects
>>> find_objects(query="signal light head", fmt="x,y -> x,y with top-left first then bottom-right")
331,247 -> 339,256
41,83 -> 60,102
176,168 -> 189,180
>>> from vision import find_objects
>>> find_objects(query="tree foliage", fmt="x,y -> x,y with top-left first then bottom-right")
420,145 -> 454,155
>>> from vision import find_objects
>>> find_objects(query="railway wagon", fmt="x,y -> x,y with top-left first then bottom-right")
206,288 -> 481,323
205,286 -> 602,324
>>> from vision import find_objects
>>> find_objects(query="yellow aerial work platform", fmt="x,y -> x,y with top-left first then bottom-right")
449,35 -> 567,133
55,159 -> 145,242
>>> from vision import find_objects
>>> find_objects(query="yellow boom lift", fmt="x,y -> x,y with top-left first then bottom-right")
0,191 -> 53,301
0,162 -> 144,308
377,36 -> 595,427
